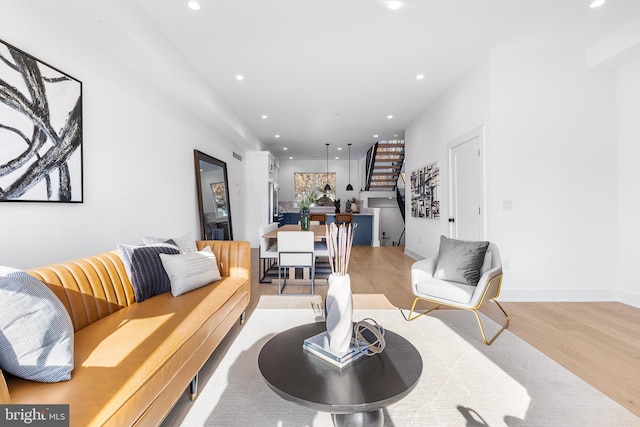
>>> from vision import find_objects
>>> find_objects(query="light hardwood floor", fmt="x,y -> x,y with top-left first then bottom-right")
250,245 -> 640,418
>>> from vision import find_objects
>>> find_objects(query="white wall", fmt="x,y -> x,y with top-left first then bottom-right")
0,4 -> 252,268
616,58 -> 640,307
405,48 -> 622,303
404,57 -> 490,258
489,47 -> 618,301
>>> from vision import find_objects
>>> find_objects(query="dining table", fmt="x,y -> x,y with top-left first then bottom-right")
260,223 -> 328,241
261,224 -> 328,281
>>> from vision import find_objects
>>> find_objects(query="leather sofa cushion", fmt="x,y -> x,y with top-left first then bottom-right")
5,275 -> 249,427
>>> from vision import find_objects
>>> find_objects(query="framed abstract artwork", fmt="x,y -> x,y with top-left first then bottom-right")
410,162 -> 440,219
0,39 -> 83,202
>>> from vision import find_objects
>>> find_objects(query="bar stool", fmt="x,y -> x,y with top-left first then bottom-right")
335,213 -> 352,225
309,213 -> 327,224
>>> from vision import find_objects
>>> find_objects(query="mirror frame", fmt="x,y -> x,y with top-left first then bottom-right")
194,150 -> 233,240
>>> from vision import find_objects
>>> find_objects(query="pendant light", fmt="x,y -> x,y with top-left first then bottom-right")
346,143 -> 354,191
324,143 -> 331,191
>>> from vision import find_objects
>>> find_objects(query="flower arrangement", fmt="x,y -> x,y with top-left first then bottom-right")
297,191 -> 317,210
325,222 -> 357,275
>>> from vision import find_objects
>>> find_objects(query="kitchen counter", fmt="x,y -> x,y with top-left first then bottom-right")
278,210 -> 374,245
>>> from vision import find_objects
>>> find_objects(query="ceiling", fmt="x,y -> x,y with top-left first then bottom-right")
35,0 -> 640,160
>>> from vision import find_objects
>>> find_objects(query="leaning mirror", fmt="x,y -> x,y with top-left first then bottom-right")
194,150 -> 233,240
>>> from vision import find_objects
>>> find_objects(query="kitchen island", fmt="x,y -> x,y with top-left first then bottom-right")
279,209 -> 374,246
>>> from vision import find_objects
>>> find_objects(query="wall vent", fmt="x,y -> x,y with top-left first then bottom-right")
233,152 -> 243,161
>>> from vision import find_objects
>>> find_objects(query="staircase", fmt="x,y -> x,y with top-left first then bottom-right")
365,140 -> 405,191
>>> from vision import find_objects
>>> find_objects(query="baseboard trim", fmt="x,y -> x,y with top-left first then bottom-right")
403,248 -> 422,260
500,288 -> 640,308
616,289 -> 640,309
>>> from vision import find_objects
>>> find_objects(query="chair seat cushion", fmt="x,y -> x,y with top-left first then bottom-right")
263,243 -> 278,258
414,278 -> 476,306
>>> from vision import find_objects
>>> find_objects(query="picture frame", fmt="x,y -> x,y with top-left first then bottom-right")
410,162 -> 440,219
0,39 -> 83,202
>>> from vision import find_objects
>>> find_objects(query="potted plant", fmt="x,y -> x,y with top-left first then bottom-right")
297,191 -> 317,230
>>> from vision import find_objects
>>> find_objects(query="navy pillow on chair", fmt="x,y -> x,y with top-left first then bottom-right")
433,236 -> 489,286
117,243 -> 180,302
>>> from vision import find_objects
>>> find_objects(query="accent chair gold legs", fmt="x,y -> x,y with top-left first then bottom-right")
406,296 -> 510,346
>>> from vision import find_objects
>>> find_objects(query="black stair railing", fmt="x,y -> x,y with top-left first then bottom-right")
365,142 -> 378,191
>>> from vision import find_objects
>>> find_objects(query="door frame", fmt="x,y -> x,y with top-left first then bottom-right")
447,126 -> 487,240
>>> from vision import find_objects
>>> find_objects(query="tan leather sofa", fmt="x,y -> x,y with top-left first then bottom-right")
0,240 -> 250,427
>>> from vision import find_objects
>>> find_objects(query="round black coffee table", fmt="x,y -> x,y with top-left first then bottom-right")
258,322 -> 422,427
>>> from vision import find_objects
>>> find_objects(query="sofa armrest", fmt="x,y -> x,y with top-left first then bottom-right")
0,370 -> 9,404
196,240 -> 250,280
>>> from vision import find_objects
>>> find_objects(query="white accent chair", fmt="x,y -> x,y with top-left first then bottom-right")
408,241 -> 509,345
277,231 -> 315,295
258,223 -> 279,283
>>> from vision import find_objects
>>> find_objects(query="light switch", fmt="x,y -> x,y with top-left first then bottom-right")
502,200 -> 513,210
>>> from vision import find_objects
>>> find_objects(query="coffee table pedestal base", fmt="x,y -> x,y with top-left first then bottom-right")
331,409 -> 383,427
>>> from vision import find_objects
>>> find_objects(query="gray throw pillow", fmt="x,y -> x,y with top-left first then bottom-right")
433,236 -> 489,286
0,270 -> 74,382
117,243 -> 180,302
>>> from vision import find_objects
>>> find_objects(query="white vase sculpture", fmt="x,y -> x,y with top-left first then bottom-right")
325,273 -> 353,354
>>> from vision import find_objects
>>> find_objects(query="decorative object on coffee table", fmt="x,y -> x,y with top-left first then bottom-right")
324,222 -> 357,353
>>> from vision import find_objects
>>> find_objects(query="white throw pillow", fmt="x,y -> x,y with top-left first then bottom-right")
0,269 -> 74,382
142,233 -> 197,254
159,246 -> 221,297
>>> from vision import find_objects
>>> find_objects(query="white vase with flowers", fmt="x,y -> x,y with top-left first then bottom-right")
325,222 -> 357,353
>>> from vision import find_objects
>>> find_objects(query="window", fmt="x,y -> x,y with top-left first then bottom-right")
294,172 -> 336,206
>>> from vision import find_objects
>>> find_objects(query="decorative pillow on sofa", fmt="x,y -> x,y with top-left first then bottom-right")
117,243 -> 180,302
433,235 -> 489,286
0,269 -> 74,383
142,233 -> 197,254
159,246 -> 222,297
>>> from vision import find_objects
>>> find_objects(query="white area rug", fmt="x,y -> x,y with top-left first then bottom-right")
168,298 -> 639,426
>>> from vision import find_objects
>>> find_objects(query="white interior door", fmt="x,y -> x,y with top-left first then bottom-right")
449,130 -> 484,240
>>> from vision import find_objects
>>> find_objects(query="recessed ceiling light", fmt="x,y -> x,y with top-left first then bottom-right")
387,115 -> 394,119
187,1 -> 201,11
590,0 -> 606,7
335,157 -> 339,160
235,75 -> 244,81
388,1 -> 402,10
261,115 -> 268,119
283,147 -> 287,150
275,135 -> 280,138
373,134 -> 379,138
416,74 -> 425,80
289,156 -> 293,160
337,147 -> 342,151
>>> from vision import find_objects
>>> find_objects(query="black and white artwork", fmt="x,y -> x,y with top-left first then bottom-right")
410,162 -> 440,219
0,39 -> 82,202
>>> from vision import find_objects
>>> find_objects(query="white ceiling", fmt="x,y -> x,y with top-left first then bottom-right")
34,0 -> 640,160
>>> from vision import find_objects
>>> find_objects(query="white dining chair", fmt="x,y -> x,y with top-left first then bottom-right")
277,231 -> 315,295
258,223 -> 279,283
